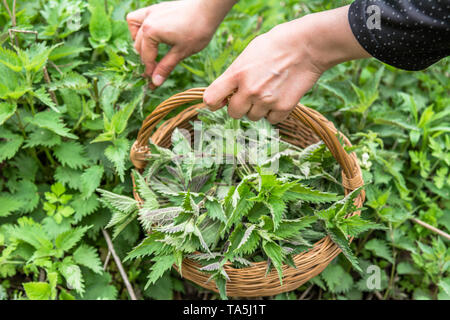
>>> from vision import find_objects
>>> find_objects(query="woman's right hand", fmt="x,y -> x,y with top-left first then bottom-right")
127,0 -> 229,87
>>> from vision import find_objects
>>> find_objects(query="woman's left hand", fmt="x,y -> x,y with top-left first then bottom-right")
203,5 -> 371,124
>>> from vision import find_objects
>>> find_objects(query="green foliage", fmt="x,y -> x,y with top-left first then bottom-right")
102,108 -> 375,296
0,0 -> 448,301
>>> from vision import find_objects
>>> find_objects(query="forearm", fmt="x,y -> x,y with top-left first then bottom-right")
196,0 -> 238,28
282,5 -> 372,73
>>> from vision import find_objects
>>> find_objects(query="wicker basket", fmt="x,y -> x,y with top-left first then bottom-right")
130,87 -> 365,297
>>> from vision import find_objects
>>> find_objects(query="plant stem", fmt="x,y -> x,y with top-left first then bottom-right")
101,229 -> 137,300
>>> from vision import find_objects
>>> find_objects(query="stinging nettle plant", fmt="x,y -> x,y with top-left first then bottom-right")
98,108 -> 383,299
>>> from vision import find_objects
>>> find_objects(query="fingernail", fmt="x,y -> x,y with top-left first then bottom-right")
152,75 -> 164,86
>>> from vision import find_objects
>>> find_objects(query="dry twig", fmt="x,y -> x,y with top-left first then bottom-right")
102,229 -> 137,300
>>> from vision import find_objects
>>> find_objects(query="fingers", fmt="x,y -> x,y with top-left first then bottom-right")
227,89 -> 252,119
126,7 -> 151,40
152,47 -> 183,86
141,36 -> 158,78
246,104 -> 269,121
134,27 -> 144,55
266,110 -> 290,124
203,72 -> 238,110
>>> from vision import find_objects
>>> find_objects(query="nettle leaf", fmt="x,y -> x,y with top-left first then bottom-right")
89,0 -> 112,43
328,227 -> 362,273
0,101 -> 17,125
0,127 -> 24,162
80,270 -> 118,300
104,138 -> 129,181
72,194 -> 100,222
262,241 -> 284,284
17,42 -> 61,72
98,189 -> 138,215
264,197 -> 286,231
321,263 -> 354,294
10,180 -> 40,213
24,128 -> 62,148
205,199 -> 226,223
6,217 -> 53,250
55,226 -> 90,252
0,194 -> 22,217
49,44 -> 90,61
284,183 -> 341,203
80,165 -> 104,199
54,166 -> 84,190
49,72 -> 90,91
275,216 -> 318,238
146,255 -> 176,289
0,46 -> 22,72
125,233 -> 165,261
73,244 -> 102,274
54,141 -> 90,169
30,87 -> 58,113
134,170 -> 158,208
339,215 -> 385,237
59,258 -> 84,295
139,207 -> 182,231
23,282 -> 52,300
30,111 -> 78,139
365,239 -> 394,263
236,225 -> 256,251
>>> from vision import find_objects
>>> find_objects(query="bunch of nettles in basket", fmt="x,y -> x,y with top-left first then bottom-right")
98,108 -> 383,299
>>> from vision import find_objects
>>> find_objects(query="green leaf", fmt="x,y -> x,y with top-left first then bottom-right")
0,46 -> 22,71
30,111 -> 78,139
54,166 -> 84,190
49,45 -> 90,61
80,270 -> 117,300
104,138 -> 129,181
89,1 -> 112,43
321,263 -> 354,294
365,239 -> 394,263
0,194 -> 22,217
438,278 -> 450,296
30,87 -> 58,113
0,127 -> 24,162
134,170 -> 158,208
146,255 -> 176,289
0,101 -> 17,125
264,197 -> 286,231
54,141 -> 90,169
262,241 -> 284,284
97,189 -> 138,215
24,128 -> 62,148
55,226 -> 90,252
72,194 -> 100,222
23,282 -> 52,300
73,245 -> 102,274
328,227 -> 362,273
80,165 -> 104,199
59,259 -> 84,295
205,199 -> 226,223
284,183 -> 341,203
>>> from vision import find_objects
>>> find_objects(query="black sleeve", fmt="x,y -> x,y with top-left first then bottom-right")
348,0 -> 450,71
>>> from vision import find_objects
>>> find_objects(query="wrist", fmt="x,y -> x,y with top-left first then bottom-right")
292,6 -> 371,72
195,0 -> 237,28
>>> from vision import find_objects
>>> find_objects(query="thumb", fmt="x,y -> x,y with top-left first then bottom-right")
152,48 -> 183,86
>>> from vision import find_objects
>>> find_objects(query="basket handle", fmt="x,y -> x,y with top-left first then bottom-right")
130,87 -> 364,194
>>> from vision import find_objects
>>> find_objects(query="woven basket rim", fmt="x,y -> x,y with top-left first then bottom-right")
129,87 -> 365,297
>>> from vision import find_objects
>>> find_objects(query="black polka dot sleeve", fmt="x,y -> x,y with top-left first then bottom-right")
348,0 -> 450,71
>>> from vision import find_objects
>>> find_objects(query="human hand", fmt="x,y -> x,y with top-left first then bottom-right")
203,5 -> 371,124
127,0 -> 235,87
